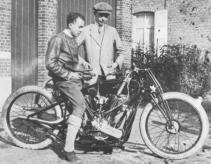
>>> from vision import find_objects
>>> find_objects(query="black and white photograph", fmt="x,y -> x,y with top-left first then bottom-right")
0,0 -> 211,163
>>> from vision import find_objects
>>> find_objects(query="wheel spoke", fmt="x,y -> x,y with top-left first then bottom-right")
6,91 -> 58,145
153,130 -> 168,145
149,122 -> 165,130
143,98 -> 202,155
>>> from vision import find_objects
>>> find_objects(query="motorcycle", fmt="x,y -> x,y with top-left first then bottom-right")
1,65 -> 209,159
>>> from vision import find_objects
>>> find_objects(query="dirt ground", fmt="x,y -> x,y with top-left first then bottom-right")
0,101 -> 211,164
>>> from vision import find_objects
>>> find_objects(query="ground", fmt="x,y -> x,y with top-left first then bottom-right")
0,100 -> 211,164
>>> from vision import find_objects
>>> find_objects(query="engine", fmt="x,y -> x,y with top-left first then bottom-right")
79,76 -> 136,141
80,93 -> 129,141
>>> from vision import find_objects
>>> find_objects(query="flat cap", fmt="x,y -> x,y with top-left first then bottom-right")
93,2 -> 112,14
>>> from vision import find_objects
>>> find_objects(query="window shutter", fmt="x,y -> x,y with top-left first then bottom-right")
154,10 -> 168,55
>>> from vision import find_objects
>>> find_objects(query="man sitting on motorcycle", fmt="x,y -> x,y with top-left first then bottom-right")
45,12 -> 91,162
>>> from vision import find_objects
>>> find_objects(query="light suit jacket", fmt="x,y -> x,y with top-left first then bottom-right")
77,24 -> 126,75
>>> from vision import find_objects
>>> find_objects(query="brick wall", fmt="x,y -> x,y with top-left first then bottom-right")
0,0 -> 11,76
0,0 -> 11,74
0,0 -> 11,53
0,0 -> 11,108
133,0 -> 211,51
133,0 -> 164,13
167,0 -> 211,51
37,0 -> 57,86
116,0 -> 132,68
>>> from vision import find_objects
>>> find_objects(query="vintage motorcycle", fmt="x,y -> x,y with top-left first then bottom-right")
1,66 -> 209,160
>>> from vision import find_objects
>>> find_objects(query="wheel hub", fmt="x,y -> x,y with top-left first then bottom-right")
166,120 -> 180,134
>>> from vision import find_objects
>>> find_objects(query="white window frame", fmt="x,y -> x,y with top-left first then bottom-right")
132,12 -> 155,52
132,10 -> 168,55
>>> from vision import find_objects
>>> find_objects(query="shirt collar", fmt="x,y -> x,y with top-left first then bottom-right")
63,29 -> 74,38
94,22 -> 105,29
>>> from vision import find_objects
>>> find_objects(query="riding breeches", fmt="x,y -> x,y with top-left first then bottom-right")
54,78 -> 86,118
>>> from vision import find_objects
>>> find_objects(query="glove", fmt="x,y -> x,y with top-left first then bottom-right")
79,56 -> 92,70
81,69 -> 96,81
68,72 -> 82,80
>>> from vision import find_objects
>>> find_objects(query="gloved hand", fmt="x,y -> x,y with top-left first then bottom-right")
68,72 -> 82,80
81,73 -> 93,81
79,56 -> 92,70
81,69 -> 97,81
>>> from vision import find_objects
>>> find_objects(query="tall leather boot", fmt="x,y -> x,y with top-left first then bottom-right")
64,115 -> 82,162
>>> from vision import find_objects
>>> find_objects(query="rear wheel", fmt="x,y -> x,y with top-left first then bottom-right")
1,86 -> 62,149
140,92 -> 209,159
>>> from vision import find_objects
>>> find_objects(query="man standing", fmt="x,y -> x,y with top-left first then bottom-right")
45,12 -> 90,162
77,2 -> 126,77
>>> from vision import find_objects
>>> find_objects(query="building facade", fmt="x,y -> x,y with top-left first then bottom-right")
132,0 -> 211,53
0,0 -> 132,107
0,0 -> 11,107
0,0 -> 211,107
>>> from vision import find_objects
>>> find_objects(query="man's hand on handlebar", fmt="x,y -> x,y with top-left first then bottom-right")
68,72 -> 82,80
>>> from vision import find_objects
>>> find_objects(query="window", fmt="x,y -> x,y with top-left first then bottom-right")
132,12 -> 154,52
132,10 -> 168,55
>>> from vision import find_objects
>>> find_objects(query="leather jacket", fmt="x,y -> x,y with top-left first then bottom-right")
45,32 -> 86,80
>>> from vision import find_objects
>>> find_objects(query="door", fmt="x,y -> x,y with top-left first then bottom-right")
11,0 -> 38,91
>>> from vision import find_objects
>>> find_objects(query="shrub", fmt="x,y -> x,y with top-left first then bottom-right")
132,44 -> 210,97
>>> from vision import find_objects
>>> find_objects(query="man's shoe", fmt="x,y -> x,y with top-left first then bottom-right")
64,151 -> 81,162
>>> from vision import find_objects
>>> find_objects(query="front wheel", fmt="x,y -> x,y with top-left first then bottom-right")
140,92 -> 209,159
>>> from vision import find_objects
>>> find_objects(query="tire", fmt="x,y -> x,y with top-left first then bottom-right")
1,85 -> 62,150
140,92 -> 209,159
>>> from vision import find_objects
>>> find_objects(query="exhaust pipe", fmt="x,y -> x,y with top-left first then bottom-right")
92,119 -> 123,139
19,116 -> 64,125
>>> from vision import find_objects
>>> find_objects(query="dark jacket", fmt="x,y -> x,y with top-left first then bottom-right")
46,32 -> 85,80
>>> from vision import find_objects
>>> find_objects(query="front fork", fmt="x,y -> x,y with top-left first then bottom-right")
150,92 -> 174,127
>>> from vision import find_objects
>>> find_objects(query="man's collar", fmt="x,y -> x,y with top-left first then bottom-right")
94,22 -> 105,29
63,29 -> 74,38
